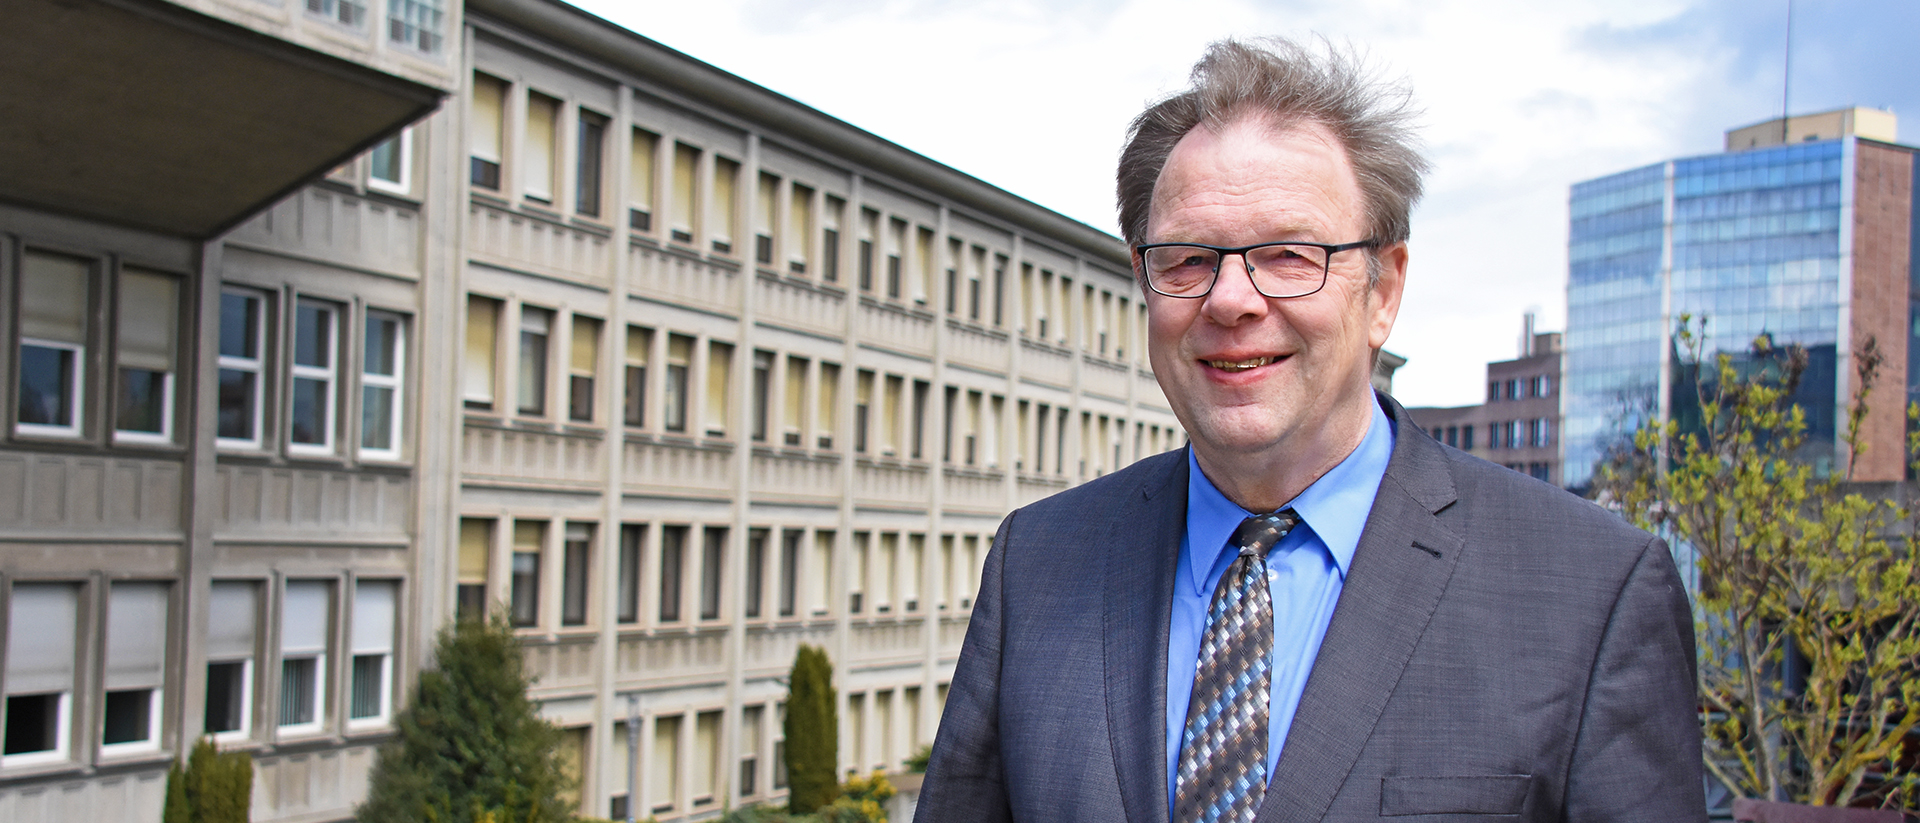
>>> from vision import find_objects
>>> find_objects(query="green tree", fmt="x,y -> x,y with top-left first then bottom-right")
784,644 -> 839,814
161,738 -> 253,823
1599,323 -> 1920,808
355,612 -> 573,823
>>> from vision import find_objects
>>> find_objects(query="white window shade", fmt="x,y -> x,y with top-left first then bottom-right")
118,270 -> 178,372
458,520 -> 491,583
281,581 -> 330,655
571,317 -> 600,375
630,129 -> 657,210
525,94 -> 558,200
472,76 -> 504,161
353,581 -> 396,655
105,583 -> 168,690
671,144 -> 698,232
6,583 -> 78,693
207,582 -> 257,660
711,158 -> 738,243
464,296 -> 499,405
20,252 -> 90,344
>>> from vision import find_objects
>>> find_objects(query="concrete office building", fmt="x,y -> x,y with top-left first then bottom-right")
1406,315 -> 1564,486
1562,107 -> 1918,489
0,0 -> 1180,820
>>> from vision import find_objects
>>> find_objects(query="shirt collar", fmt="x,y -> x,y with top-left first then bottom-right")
1184,399 -> 1395,594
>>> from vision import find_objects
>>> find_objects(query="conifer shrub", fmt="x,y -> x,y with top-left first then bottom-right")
161,738 -> 253,823
783,644 -> 838,814
355,612 -> 572,823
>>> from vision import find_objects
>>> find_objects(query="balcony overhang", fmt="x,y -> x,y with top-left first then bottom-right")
0,0 -> 446,240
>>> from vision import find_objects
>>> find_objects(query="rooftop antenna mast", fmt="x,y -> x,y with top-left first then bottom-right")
1781,0 -> 1794,144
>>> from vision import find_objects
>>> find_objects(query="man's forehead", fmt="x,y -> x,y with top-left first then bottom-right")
1146,117 -> 1365,233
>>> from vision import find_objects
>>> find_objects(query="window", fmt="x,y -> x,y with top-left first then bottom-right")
751,350 -> 772,442
664,335 -> 691,433
464,296 -> 500,411
992,258 -> 1007,326
361,311 -> 405,458
817,363 -> 839,450
205,581 -> 257,739
115,268 -> 180,443
788,184 -> 813,275
711,158 -> 739,254
783,356 -> 807,446
652,714 -> 681,814
849,533 -> 866,614
569,315 -> 600,423
875,533 -> 896,613
739,704 -> 763,796
307,0 -> 365,26
387,0 -> 443,52
562,523 -> 592,626
881,376 -> 902,456
368,129 -> 411,194
518,307 -> 552,416
350,580 -> 396,724
822,196 -> 843,282
659,526 -> 687,623
289,300 -> 339,454
705,341 -> 732,438
854,370 -> 873,454
809,531 -> 833,616
670,143 -> 699,244
17,251 -> 91,438
699,527 -> 726,621
904,534 -> 924,612
886,219 -> 906,299
755,173 -> 778,266
470,74 -> 506,190
911,380 -> 928,460
617,525 -> 643,624
4,583 -> 77,765
624,326 -> 651,427
778,530 -> 800,618
576,110 -> 607,217
695,710 -> 722,805
511,521 -> 544,627
745,529 -> 767,620
1461,425 -> 1475,450
102,582 -> 167,751
524,92 -> 560,203
916,228 -> 936,303
630,129 -> 658,232
858,209 -> 878,292
457,519 -> 492,621
278,581 -> 329,733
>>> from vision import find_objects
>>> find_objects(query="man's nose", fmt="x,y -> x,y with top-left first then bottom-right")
1203,252 -> 1269,320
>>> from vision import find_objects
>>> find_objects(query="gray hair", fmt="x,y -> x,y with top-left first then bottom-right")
1116,37 -> 1429,272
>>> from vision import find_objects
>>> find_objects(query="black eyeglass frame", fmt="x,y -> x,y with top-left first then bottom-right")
1134,239 -> 1379,299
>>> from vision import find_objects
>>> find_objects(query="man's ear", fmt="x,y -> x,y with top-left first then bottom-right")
1367,242 -> 1408,351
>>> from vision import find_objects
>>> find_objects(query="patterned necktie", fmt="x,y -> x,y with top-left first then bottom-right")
1175,509 -> 1299,823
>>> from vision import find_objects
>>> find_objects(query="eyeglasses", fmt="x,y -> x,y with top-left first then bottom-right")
1135,239 -> 1377,299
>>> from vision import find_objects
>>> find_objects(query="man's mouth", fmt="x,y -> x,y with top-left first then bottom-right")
1205,356 -> 1280,372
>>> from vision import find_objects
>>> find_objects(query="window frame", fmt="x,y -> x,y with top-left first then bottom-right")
367,127 -> 413,195
288,298 -> 341,457
15,337 -> 85,439
348,579 -> 398,728
217,287 -> 269,450
112,268 -> 183,446
360,310 -> 407,461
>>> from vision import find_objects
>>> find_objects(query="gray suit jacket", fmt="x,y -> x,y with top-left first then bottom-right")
915,395 -> 1704,822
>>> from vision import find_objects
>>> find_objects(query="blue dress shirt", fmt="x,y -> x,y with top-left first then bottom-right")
1164,400 -> 1394,815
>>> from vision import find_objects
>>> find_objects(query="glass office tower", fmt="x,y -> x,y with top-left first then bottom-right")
1564,132 -> 1904,489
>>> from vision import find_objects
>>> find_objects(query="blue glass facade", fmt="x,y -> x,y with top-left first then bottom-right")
1564,141 -> 1847,488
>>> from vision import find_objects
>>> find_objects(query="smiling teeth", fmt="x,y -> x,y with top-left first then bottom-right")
1208,357 -> 1276,371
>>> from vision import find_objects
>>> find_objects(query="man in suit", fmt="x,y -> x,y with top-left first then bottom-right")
914,37 -> 1704,823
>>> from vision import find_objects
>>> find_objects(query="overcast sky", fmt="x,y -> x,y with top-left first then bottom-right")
568,0 -> 1919,407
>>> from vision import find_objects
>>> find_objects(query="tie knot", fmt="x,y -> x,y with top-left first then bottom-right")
1231,509 -> 1299,557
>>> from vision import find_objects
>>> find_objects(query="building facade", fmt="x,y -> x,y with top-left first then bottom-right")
0,0 -> 1182,820
1406,316 -> 1563,486
1562,108 -> 1917,489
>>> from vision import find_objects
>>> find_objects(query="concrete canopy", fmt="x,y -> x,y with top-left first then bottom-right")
0,0 -> 445,240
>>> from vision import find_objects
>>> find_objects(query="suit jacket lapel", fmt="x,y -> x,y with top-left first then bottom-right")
1257,396 -> 1465,823
1106,449 -> 1188,823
